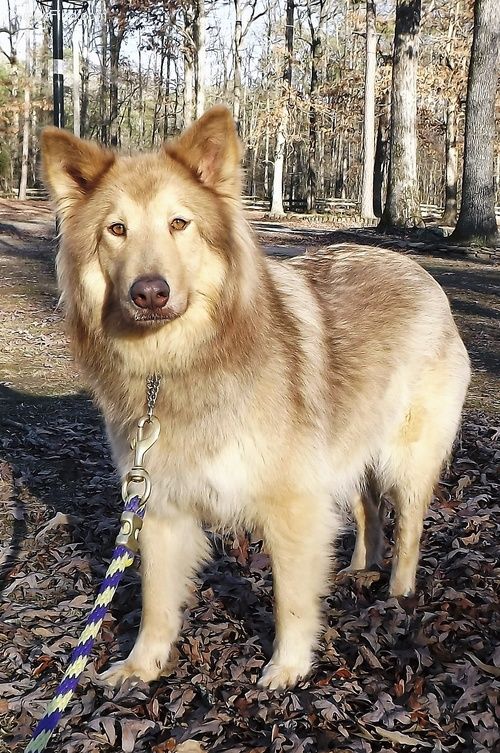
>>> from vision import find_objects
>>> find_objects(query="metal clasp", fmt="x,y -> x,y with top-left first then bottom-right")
121,415 -> 160,506
116,509 -> 143,553
132,415 -> 161,467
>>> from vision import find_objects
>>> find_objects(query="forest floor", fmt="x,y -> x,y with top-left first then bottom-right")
0,199 -> 498,753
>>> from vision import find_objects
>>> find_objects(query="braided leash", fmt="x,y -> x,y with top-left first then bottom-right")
25,497 -> 142,753
24,376 -> 161,753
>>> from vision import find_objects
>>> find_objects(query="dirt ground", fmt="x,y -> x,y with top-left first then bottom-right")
0,202 -> 498,414
0,200 -> 498,753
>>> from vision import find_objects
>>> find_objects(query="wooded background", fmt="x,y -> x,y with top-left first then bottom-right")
1,0 -> 499,242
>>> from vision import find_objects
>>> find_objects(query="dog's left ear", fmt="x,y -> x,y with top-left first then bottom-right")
164,106 -> 243,199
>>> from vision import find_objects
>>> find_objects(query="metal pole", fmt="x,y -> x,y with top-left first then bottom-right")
52,0 -> 64,128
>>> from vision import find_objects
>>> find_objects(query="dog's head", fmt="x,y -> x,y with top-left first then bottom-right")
41,107 -> 247,355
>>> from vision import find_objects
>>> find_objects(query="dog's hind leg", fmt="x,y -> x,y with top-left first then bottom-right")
388,480 -> 434,597
259,493 -> 337,690
386,431 -> 444,597
100,510 -> 210,685
344,486 -> 385,572
386,355 -> 468,597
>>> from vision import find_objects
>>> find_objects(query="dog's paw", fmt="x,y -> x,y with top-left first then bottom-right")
258,657 -> 311,691
98,659 -> 163,687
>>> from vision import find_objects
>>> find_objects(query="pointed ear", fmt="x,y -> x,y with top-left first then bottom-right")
40,127 -> 115,211
164,106 -> 243,199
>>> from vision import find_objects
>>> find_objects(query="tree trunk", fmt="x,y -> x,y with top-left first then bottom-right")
441,97 -> 458,225
108,21 -> 123,147
335,132 -> 344,197
183,50 -> 195,126
163,50 -> 171,139
373,93 -> 389,216
360,0 -> 377,220
80,16 -> 89,137
152,40 -> 166,147
99,0 -> 108,143
39,13 -> 51,128
270,0 -> 294,217
306,0 -> 326,213
380,0 -> 422,230
18,24 -> 31,201
271,108 -> 287,215
233,0 -> 243,125
451,0 -> 499,245
264,92 -> 270,197
194,0 -> 206,117
72,22 -> 81,137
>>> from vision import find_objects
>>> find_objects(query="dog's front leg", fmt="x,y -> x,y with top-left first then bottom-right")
100,510 -> 209,686
259,495 -> 336,691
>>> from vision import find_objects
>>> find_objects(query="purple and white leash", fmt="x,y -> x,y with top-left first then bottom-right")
24,376 -> 161,752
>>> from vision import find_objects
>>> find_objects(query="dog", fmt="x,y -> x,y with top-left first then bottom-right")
41,106 -> 470,690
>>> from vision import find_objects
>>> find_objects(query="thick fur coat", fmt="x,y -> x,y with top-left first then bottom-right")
41,106 -> 470,689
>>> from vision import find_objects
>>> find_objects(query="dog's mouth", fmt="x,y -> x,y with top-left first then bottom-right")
133,308 -> 181,325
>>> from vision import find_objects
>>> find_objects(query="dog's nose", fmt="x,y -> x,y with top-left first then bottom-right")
130,276 -> 170,310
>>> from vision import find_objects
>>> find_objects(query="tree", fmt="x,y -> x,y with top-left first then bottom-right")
360,0 -> 377,220
232,0 -> 267,127
305,0 -> 328,213
194,0 -> 206,118
72,21 -> 81,137
440,0 -> 461,226
379,0 -> 422,230
270,0 -> 294,216
18,8 -> 33,200
182,0 -> 207,126
107,2 -> 127,146
451,0 -> 499,245
373,91 -> 389,217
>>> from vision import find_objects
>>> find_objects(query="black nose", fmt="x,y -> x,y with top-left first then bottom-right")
130,276 -> 170,310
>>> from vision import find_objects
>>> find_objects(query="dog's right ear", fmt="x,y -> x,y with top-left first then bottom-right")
40,128 -> 115,212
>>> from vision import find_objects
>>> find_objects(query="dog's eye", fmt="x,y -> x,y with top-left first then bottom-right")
170,218 -> 189,231
108,223 -> 126,237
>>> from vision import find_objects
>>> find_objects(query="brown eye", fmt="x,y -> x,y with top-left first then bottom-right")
109,223 -> 126,237
171,218 -> 189,231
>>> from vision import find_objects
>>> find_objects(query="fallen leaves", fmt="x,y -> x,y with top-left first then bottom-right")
0,403 -> 498,752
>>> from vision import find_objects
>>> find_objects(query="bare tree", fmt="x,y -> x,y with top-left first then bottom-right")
72,21 -> 81,136
108,3 -> 127,146
80,13 -> 89,136
360,0 -> 377,220
380,0 -> 422,230
0,0 -> 19,66
271,0 -> 295,216
233,0 -> 267,126
438,0 -> 462,226
442,97 -> 458,225
194,0 -> 206,117
182,1 -> 206,126
18,6 -> 33,200
373,91 -> 389,217
451,0 -> 499,245
305,0 -> 328,212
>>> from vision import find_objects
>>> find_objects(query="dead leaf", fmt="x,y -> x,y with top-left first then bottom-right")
176,742 -> 206,753
372,726 -> 433,747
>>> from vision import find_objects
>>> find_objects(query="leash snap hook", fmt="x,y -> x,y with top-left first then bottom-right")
131,414 -> 161,467
121,415 -> 160,506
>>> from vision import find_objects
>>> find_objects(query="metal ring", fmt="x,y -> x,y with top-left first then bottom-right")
121,468 -> 152,504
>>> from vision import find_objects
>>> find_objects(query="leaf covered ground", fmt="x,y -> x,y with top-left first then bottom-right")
0,201 -> 499,752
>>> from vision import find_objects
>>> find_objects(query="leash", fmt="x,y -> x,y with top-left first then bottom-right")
24,374 -> 162,753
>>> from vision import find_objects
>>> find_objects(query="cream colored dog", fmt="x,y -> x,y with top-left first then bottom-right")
41,106 -> 470,690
